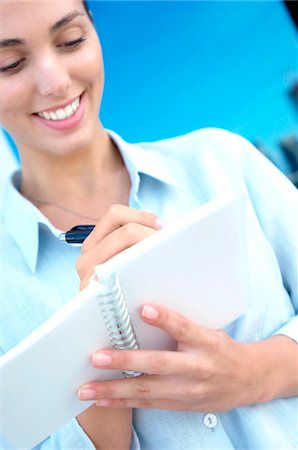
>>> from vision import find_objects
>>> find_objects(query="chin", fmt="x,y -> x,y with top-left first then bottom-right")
46,139 -> 92,157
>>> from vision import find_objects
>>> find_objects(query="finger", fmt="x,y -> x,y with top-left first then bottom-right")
140,304 -> 218,348
91,349 -> 200,377
79,268 -> 95,290
78,375 -> 194,403
82,204 -> 166,253
76,223 -> 156,280
95,398 -> 197,411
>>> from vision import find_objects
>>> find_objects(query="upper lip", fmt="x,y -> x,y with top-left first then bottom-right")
33,93 -> 82,115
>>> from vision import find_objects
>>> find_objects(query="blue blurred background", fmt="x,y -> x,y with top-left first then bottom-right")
2,0 -> 298,185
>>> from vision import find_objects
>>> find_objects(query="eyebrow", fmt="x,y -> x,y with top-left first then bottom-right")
0,10 -> 86,48
0,38 -> 25,48
50,10 -> 86,33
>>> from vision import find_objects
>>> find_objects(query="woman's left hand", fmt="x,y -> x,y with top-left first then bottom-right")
78,304 -> 264,412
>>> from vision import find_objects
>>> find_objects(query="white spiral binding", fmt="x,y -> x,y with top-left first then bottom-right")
96,272 -> 143,378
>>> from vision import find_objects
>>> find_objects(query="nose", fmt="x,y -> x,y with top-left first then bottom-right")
34,54 -> 71,97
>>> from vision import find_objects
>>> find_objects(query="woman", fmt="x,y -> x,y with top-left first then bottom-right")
0,1 -> 297,449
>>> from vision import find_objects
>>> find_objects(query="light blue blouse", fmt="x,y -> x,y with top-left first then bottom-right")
1,128 -> 297,449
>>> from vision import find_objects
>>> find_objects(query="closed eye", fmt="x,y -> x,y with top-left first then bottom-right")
59,36 -> 87,49
0,58 -> 26,73
0,37 -> 87,74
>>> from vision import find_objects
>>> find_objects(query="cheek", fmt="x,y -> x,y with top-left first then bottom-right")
0,77 -> 32,131
77,40 -> 104,87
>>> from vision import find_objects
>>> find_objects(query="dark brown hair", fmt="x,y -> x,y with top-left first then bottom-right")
82,0 -> 93,22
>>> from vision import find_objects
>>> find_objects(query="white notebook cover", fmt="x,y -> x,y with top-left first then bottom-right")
0,195 -> 249,449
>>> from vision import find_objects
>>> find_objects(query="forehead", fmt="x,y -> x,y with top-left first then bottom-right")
0,0 -> 84,37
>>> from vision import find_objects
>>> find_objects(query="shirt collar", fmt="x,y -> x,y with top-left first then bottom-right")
3,171 -> 40,273
2,130 -> 179,273
108,130 -> 180,188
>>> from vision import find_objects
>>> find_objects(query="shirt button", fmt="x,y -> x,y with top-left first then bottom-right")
203,413 -> 217,429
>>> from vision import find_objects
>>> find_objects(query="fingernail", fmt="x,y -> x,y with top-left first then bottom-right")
78,388 -> 97,400
155,218 -> 169,229
142,305 -> 159,320
92,352 -> 113,366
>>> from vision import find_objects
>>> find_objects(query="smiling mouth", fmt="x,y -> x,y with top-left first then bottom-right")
34,95 -> 82,121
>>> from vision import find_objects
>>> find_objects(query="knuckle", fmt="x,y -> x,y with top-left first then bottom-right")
118,351 -> 131,370
186,383 -> 204,400
190,357 -> 202,375
138,399 -> 152,409
116,398 -> 128,408
149,353 -> 167,374
108,203 -> 122,219
193,359 -> 213,381
208,331 -> 221,352
201,361 -> 214,381
100,384 -> 114,398
135,381 -> 150,398
176,314 -> 190,340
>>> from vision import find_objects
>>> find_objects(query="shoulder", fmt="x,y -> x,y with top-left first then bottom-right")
113,127 -> 252,170
140,128 -> 293,183
136,127 -> 252,165
134,128 -> 260,188
137,127 -> 231,150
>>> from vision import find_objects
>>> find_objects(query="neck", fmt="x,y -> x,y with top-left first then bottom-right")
17,125 -> 131,229
20,125 -> 113,199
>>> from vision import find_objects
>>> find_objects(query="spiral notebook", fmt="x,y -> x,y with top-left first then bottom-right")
0,195 -> 249,449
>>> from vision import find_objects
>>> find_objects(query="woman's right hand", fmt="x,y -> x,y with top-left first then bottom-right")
75,205 -> 165,449
76,204 -> 166,290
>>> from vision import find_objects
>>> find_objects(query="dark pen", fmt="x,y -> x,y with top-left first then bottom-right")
59,225 -> 95,244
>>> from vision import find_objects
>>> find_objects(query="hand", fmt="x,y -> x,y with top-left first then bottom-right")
78,304 -> 264,412
76,204 -> 166,289
76,205 -> 164,448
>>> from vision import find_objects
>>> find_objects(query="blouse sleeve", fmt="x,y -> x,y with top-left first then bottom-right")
30,419 -> 141,450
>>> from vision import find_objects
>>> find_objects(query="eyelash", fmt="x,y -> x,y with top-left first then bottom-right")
57,36 -> 87,49
0,36 -> 87,74
0,58 -> 26,73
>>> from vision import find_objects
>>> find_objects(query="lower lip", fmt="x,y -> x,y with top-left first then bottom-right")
32,92 -> 85,131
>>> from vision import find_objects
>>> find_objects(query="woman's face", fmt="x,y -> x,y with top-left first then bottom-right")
0,0 -> 104,156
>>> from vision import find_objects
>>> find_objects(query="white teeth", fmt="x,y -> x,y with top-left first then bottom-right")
56,108 -> 66,120
72,98 -> 79,110
49,111 -> 58,120
43,111 -> 51,120
37,96 -> 81,120
65,104 -> 73,117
